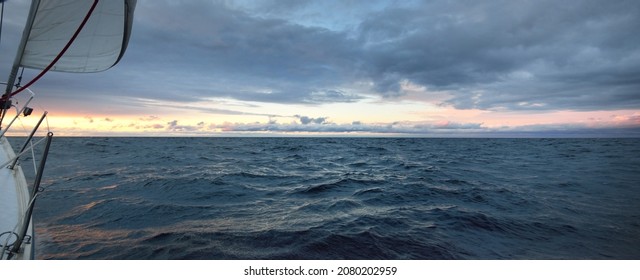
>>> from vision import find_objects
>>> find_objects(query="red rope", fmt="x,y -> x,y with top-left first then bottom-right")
1,0 -> 100,100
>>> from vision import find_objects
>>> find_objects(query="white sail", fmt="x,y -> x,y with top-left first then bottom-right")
18,0 -> 136,73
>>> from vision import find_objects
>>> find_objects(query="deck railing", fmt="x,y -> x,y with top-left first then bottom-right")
0,85 -> 53,260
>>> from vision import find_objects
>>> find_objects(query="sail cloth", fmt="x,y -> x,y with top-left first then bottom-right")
18,0 -> 136,73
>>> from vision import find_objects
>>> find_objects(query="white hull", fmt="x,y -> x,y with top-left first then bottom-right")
0,137 -> 34,260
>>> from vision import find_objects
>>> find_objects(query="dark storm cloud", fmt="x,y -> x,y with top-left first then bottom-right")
357,0 -> 640,110
128,0 -> 640,111
115,0 -> 363,105
3,0 -> 639,113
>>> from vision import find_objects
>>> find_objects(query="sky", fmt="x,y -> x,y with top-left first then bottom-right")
1,0 -> 639,137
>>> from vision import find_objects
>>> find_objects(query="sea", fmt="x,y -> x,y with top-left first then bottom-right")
12,137 -> 640,259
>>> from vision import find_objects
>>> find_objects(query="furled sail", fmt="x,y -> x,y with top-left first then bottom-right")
4,0 -> 136,95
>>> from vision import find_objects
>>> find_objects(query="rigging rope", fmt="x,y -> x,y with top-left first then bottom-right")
1,0 -> 100,100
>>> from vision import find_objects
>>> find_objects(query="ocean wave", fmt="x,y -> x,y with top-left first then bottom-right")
28,137 -> 640,259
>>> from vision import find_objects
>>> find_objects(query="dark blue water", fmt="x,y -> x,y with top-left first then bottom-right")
20,137 -> 640,259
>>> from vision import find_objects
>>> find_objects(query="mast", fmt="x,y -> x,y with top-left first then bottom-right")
4,0 -> 40,96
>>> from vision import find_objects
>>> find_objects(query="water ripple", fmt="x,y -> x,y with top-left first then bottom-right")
20,137 -> 640,259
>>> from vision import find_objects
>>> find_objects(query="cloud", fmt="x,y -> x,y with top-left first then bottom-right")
131,0 -> 640,112
3,0 -> 639,122
213,118 -> 640,137
217,119 -> 485,135
166,120 -> 199,132
295,115 -> 328,125
104,0 -> 366,106
147,124 -> 164,129
139,115 -> 160,121
49,110 -> 640,137
355,1 -> 640,111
